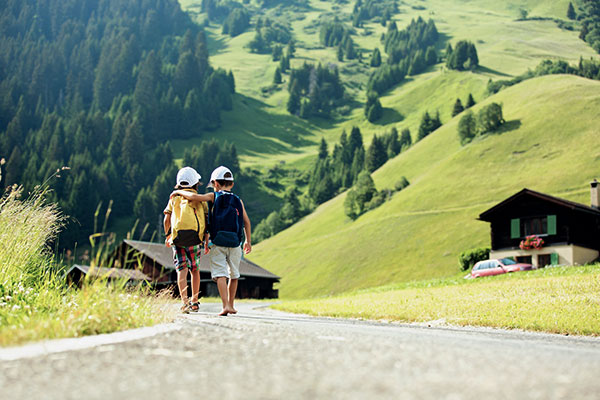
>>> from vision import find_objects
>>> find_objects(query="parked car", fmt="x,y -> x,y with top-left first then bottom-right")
470,258 -> 533,278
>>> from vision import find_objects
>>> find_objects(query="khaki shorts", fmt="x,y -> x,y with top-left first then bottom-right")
210,246 -> 242,280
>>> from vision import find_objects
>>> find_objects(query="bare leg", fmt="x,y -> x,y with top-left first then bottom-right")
190,268 -> 200,303
216,277 -> 229,316
228,278 -> 238,314
177,267 -> 189,307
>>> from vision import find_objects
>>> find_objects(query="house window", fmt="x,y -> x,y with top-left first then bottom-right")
537,254 -> 551,268
521,216 -> 548,236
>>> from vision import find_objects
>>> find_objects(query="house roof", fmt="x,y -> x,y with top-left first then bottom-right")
123,240 -> 280,280
67,264 -> 150,281
479,188 -> 600,221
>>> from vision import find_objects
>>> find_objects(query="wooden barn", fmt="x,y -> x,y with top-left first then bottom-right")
110,240 -> 280,299
478,181 -> 600,268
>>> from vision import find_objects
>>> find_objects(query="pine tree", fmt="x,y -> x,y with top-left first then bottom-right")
452,98 -> 464,117
318,137 -> 328,159
274,67 -> 282,84
567,2 -> 576,20
417,111 -> 433,141
287,82 -> 301,115
386,127 -> 401,157
371,48 -> 382,67
365,134 -> 388,172
337,45 -> 344,62
466,93 -> 476,108
399,128 -> 412,149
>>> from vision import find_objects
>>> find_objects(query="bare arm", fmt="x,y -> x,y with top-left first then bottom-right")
163,212 -> 171,246
241,199 -> 251,254
171,190 -> 214,202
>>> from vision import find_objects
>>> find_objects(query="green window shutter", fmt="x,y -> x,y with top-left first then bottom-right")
510,218 -> 520,239
547,215 -> 557,235
551,253 -> 559,265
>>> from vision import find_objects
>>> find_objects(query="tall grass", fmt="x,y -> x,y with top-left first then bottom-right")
0,187 -> 174,347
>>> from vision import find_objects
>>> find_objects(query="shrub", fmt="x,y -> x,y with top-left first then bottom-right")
458,247 -> 490,271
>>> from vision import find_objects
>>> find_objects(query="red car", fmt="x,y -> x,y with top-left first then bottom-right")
471,258 -> 533,278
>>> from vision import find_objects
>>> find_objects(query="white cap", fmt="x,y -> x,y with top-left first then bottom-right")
176,167 -> 201,188
207,166 -> 234,188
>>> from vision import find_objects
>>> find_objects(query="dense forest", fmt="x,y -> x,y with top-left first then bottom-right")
0,0 -> 235,247
578,0 -> 600,53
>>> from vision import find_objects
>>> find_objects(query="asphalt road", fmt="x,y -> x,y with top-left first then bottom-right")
1,302 -> 600,400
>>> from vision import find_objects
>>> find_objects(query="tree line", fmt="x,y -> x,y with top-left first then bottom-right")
286,63 -> 345,118
577,0 -> 600,53
370,17 -> 438,91
351,0 -> 398,28
254,125 -> 412,242
487,58 -> 600,95
0,0 -> 236,247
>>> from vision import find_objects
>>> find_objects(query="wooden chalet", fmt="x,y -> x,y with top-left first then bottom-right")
111,239 -> 280,299
478,181 -> 600,268
66,264 -> 150,287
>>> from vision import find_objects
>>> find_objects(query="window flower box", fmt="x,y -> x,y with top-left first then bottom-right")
519,235 -> 544,250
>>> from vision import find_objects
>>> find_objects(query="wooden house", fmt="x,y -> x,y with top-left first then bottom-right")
111,239 -> 280,298
478,181 -> 600,268
66,264 -> 150,287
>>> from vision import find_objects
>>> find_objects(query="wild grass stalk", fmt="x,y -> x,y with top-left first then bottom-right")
0,187 -> 174,347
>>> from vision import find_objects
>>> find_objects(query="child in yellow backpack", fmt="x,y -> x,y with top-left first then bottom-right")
163,167 -> 209,313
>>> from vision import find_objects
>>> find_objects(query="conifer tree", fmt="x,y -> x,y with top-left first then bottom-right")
371,48 -> 382,67
452,98 -> 464,117
400,128 -> 412,149
386,127 -> 401,157
417,111 -> 432,141
466,93 -> 476,108
274,67 -> 282,84
567,2 -> 576,20
366,134 -> 388,172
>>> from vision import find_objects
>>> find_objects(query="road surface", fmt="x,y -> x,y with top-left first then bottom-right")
1,302 -> 600,399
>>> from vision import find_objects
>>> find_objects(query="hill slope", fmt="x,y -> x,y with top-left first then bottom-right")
248,74 -> 600,298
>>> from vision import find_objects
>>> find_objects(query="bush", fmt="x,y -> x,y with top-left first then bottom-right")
458,247 -> 490,271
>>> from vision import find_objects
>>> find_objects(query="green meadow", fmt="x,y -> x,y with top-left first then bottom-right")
176,0 -> 600,303
273,264 -> 600,336
178,0 -> 596,169
249,74 -> 600,298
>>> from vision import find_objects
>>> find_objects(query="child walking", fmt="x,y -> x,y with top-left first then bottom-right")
163,167 -> 209,313
171,166 -> 251,316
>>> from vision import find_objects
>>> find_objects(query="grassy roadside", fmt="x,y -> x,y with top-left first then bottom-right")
0,188 -> 174,347
272,264 -> 600,336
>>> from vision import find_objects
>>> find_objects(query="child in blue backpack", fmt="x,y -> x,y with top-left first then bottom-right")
171,166 -> 251,316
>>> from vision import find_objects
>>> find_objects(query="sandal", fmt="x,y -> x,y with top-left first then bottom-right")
189,302 -> 200,312
181,303 -> 191,314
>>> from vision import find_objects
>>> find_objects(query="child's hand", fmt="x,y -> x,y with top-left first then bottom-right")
244,242 -> 252,254
204,243 -> 210,255
165,235 -> 171,247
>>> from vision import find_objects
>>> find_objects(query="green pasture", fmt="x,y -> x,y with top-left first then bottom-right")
273,264 -> 600,336
176,0 -> 597,169
249,74 -> 600,298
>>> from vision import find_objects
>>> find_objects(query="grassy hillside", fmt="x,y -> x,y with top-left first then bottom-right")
248,74 -> 600,298
176,0 -> 596,169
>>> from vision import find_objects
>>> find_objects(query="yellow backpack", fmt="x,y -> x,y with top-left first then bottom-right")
169,190 -> 208,247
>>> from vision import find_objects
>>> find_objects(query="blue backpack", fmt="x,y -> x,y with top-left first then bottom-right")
209,191 -> 244,247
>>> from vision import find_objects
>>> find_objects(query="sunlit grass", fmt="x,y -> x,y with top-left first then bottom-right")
0,188 -> 175,347
273,264 -> 600,336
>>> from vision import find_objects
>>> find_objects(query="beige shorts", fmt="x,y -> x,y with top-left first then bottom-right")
210,246 -> 242,280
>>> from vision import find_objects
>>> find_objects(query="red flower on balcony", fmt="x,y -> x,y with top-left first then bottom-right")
519,235 -> 544,250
